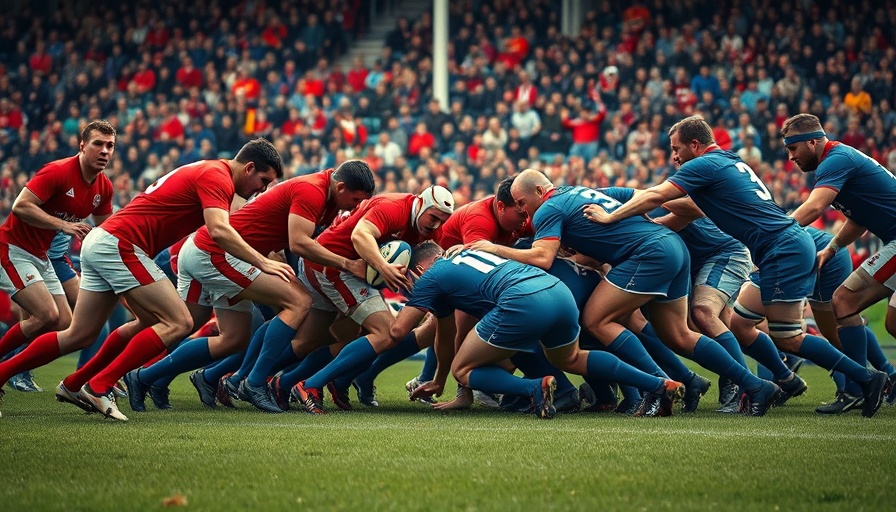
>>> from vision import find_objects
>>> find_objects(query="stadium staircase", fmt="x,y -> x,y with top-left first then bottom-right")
338,0 -> 432,67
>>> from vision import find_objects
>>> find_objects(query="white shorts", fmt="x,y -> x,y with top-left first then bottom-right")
860,239 -> 896,306
176,236 -> 256,313
692,248 -> 752,300
79,228 -> 168,294
0,242 -> 64,296
297,258 -> 388,324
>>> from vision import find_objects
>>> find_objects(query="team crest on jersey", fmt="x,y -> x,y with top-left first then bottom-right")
93,194 -> 102,208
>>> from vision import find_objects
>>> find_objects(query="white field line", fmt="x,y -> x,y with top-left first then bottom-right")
175,419 -> 896,442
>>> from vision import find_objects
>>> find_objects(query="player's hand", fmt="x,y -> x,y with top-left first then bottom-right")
816,247 -> 835,270
342,258 -> 367,280
409,380 -> 444,401
432,385 -> 473,410
467,240 -> 497,254
582,204 -> 612,224
62,222 -> 93,240
445,244 -> 465,257
258,257 -> 295,283
379,262 -> 411,293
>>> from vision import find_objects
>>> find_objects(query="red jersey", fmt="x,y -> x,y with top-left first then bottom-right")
314,194 -> 435,262
100,160 -> 234,257
0,155 -> 113,259
438,196 -> 532,248
193,169 -> 337,256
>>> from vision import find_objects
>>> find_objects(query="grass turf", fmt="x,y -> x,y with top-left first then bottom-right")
2,355 -> 896,511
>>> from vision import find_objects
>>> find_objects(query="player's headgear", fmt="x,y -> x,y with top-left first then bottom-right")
414,185 -> 454,227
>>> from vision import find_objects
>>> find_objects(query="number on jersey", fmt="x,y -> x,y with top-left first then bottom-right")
735,162 -> 772,201
573,186 -> 622,212
451,250 -> 508,273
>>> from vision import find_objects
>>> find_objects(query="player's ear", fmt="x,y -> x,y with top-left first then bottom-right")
335,182 -> 346,193
244,161 -> 255,174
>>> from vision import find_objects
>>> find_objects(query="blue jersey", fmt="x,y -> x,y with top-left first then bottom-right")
643,205 -> 745,266
47,231 -> 72,260
814,143 -> 896,243
532,186 -> 671,266
667,149 -> 796,259
406,249 -> 557,319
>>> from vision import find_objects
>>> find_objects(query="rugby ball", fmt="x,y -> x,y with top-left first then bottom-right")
366,240 -> 412,288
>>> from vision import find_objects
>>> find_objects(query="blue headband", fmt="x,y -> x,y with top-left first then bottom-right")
783,130 -> 825,145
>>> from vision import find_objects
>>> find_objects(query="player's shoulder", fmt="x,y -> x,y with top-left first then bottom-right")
34,155 -> 78,176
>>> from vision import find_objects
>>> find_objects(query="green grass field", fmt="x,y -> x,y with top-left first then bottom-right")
2,348 -> 896,511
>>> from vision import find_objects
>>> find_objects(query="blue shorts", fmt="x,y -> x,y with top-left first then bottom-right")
755,227 -> 816,303
548,258 -> 602,310
49,255 -> 77,284
475,282 -> 580,353
812,247 -> 852,303
605,232 -> 690,301
692,247 -> 752,299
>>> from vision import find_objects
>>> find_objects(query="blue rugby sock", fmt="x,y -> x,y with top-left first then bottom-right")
713,331 -> 748,368
797,334 -> 872,384
337,332 -> 421,391
419,346 -> 437,381
636,323 -> 689,381
865,327 -> 895,375
838,325 -> 868,396
620,385 -> 641,403
270,344 -> 300,374
140,337 -> 214,386
607,330 -> 666,378
305,336 -> 378,390
510,349 -> 577,396
832,371 -> 847,393
247,317 -> 298,387
203,350 -> 246,384
233,321 -> 270,382
468,366 -> 539,397
689,335 -> 764,394
586,350 -> 665,394
280,345 -> 335,390
742,332 -> 790,380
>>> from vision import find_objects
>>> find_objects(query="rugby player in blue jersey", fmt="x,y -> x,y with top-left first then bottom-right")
783,113 -> 896,407
472,169 -> 781,416
585,115 -> 888,417
401,242 -> 685,418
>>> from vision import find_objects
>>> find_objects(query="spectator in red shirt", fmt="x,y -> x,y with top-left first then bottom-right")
175,55 -> 203,89
156,103 -> 185,146
408,121 -> 436,158
131,61 -> 156,95
346,56 -> 369,94
28,41 -> 52,75
562,102 -> 606,163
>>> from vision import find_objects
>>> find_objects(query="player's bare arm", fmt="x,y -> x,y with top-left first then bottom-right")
351,219 -> 411,292
469,238 -> 561,270
204,207 -> 294,282
12,188 -> 92,239
411,313 -> 458,403
288,214 -> 365,279
790,187 -> 838,227
817,217 -> 867,269
584,181 -> 685,224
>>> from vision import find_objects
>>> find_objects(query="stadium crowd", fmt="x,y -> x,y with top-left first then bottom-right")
0,0 -> 894,223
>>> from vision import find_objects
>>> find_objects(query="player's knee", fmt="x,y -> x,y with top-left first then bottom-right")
451,364 -> 471,387
771,333 -> 802,353
33,307 -> 60,331
690,303 -> 718,333
830,288 -> 856,318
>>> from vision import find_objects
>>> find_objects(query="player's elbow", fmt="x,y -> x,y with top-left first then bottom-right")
206,222 -> 232,245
